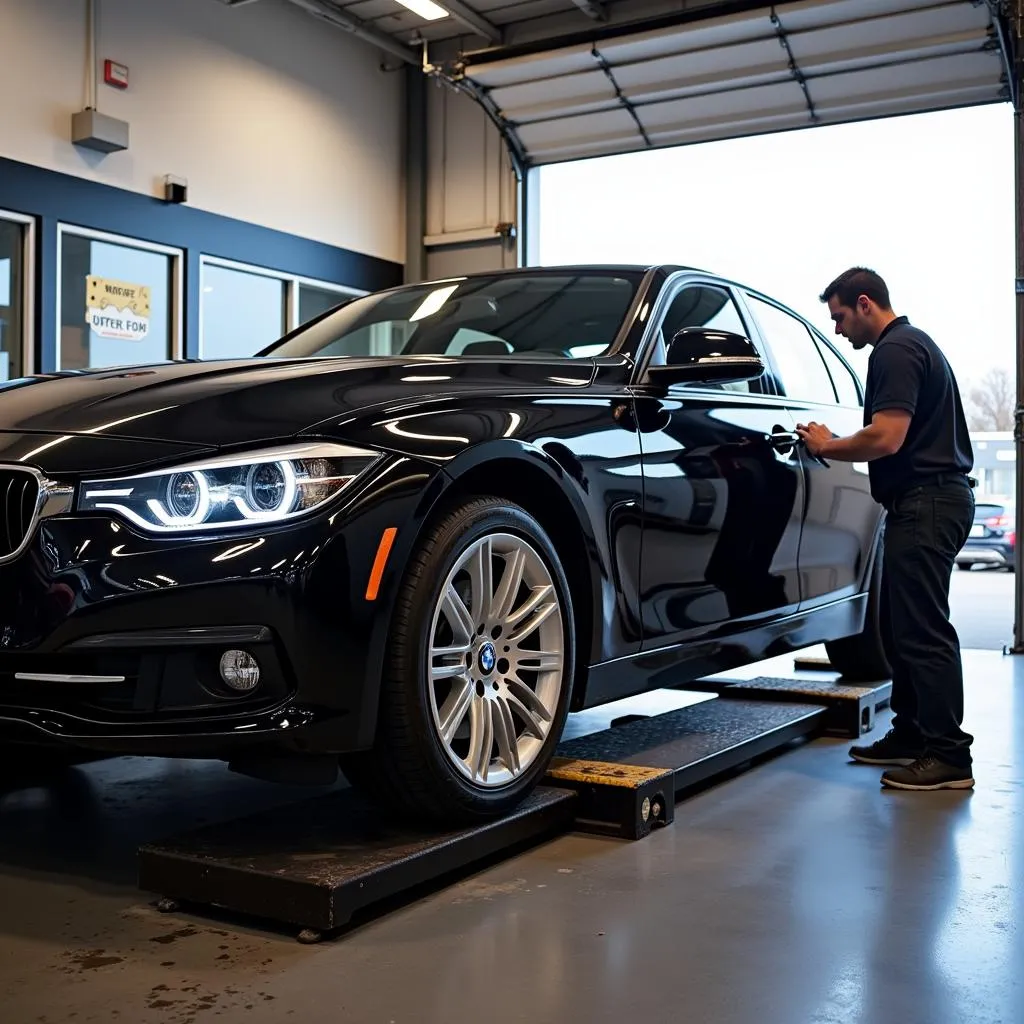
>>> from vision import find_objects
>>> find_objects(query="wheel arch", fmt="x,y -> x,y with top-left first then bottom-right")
362,442 -> 602,721
429,443 -> 601,710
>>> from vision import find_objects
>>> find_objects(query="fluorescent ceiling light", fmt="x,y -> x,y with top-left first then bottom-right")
395,0 -> 449,21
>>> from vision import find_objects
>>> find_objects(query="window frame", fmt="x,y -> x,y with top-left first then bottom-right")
807,325 -> 865,407
198,255 -> 366,358
740,290 -> 842,406
0,209 -> 35,379
55,223 -> 184,369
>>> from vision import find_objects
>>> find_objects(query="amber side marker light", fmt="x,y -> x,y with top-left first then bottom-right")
365,527 -> 398,601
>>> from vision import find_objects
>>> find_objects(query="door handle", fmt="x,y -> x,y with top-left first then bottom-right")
768,429 -> 801,449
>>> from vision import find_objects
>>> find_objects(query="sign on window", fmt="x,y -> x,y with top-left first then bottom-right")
86,275 -> 151,342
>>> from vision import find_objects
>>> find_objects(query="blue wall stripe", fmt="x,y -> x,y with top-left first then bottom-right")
0,154 -> 404,371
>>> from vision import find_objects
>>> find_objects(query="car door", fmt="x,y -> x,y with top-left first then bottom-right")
741,291 -> 879,606
632,278 -> 806,650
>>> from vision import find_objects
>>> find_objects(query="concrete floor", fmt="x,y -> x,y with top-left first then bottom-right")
1,648 -> 1022,1024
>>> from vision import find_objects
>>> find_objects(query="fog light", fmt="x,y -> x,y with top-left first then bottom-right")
219,650 -> 260,692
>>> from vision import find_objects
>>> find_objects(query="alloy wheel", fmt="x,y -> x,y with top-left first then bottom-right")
427,531 -> 566,788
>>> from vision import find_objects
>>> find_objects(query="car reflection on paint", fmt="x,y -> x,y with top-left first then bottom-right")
0,265 -> 887,825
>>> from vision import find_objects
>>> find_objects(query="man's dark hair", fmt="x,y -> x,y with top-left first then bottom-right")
819,267 -> 891,310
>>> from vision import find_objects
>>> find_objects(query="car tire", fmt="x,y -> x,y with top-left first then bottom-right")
340,496 -> 575,826
823,539 -> 891,682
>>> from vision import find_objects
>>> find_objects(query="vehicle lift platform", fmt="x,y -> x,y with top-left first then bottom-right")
138,662 -> 891,943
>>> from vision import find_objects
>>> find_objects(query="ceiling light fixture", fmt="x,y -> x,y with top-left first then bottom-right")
395,0 -> 449,21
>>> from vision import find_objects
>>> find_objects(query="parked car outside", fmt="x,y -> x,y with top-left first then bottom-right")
957,499 -> 1016,571
0,265 -> 888,824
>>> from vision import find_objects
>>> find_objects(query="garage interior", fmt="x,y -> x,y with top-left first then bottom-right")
2,1 -> 1023,1021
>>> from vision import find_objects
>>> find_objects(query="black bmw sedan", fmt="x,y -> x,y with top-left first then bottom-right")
0,265 -> 888,824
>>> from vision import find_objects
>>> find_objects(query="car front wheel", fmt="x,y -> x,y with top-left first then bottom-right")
341,496 -> 575,826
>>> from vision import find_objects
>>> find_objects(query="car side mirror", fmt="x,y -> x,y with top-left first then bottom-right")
647,327 -> 765,387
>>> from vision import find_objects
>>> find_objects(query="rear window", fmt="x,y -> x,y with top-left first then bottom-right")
975,504 -> 1008,519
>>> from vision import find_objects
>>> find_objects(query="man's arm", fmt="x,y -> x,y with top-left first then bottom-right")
797,337 -> 921,462
796,410 -> 912,461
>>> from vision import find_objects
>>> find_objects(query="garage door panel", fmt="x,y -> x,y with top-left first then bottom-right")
525,134 -> 650,164
788,12 -> 995,73
638,80 -> 808,130
466,45 -> 596,89
643,108 -> 813,147
809,50 -> 1004,104
793,32 -> 996,83
778,0 -> 988,32
612,37 -> 790,100
490,70 -> 618,121
517,106 -> 641,148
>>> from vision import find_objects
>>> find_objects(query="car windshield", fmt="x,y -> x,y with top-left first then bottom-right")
261,271 -> 645,361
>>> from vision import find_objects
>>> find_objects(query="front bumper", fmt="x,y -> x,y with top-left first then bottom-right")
0,453 -> 443,755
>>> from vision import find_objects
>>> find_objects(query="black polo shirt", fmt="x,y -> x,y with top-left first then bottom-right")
862,315 -> 973,506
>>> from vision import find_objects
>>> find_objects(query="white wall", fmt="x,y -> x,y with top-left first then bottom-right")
0,0 -> 404,263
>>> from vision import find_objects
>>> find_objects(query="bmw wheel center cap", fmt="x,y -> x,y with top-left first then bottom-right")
478,642 -> 497,675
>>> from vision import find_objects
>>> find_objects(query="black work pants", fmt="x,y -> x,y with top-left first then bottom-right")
880,476 -> 975,769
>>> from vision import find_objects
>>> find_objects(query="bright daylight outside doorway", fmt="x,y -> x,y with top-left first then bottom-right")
535,102 -> 1016,652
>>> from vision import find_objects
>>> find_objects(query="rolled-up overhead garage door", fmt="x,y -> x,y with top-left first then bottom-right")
454,0 -> 1011,166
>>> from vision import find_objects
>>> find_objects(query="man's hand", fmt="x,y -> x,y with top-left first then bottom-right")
795,410 -> 911,463
796,421 -> 833,457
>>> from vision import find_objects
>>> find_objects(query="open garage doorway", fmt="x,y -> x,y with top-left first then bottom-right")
533,103 -> 1016,650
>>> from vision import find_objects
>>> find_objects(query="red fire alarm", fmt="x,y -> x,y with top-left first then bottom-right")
104,60 -> 129,89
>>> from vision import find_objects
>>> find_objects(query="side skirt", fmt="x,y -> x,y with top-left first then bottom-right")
579,594 -> 867,710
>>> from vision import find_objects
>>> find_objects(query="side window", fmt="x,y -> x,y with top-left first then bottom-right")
813,335 -> 862,407
745,295 -> 838,404
653,285 -> 756,393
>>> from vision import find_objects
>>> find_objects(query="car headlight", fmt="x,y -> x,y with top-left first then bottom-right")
76,442 -> 381,533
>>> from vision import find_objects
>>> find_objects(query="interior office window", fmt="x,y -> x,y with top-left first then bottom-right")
656,285 -> 756,392
298,283 -> 350,327
60,232 -> 174,370
745,295 -> 838,404
201,263 -> 286,359
0,219 -> 25,381
813,335 -> 862,407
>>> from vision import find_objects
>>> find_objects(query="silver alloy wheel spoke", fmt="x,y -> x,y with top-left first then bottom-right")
443,584 -> 475,645
493,697 -> 521,773
508,599 -> 557,646
504,683 -> 551,739
516,650 -> 562,673
431,642 -> 473,682
438,675 -> 475,744
468,538 -> 494,625
491,549 -> 526,622
468,696 -> 493,781
427,531 -> 566,790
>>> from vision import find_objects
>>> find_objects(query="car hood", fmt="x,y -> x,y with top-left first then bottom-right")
0,356 -> 596,451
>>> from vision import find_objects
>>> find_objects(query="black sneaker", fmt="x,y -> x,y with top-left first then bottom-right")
849,728 -> 924,766
880,756 -> 975,791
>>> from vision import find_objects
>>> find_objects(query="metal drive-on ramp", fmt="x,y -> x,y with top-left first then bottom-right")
137,671 -> 890,943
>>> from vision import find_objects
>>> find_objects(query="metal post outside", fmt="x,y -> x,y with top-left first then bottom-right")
1012,32 -> 1024,653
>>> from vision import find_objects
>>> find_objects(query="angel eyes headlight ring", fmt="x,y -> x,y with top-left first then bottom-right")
76,443 -> 381,534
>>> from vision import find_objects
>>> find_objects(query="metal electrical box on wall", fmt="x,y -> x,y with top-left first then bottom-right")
71,109 -> 129,153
